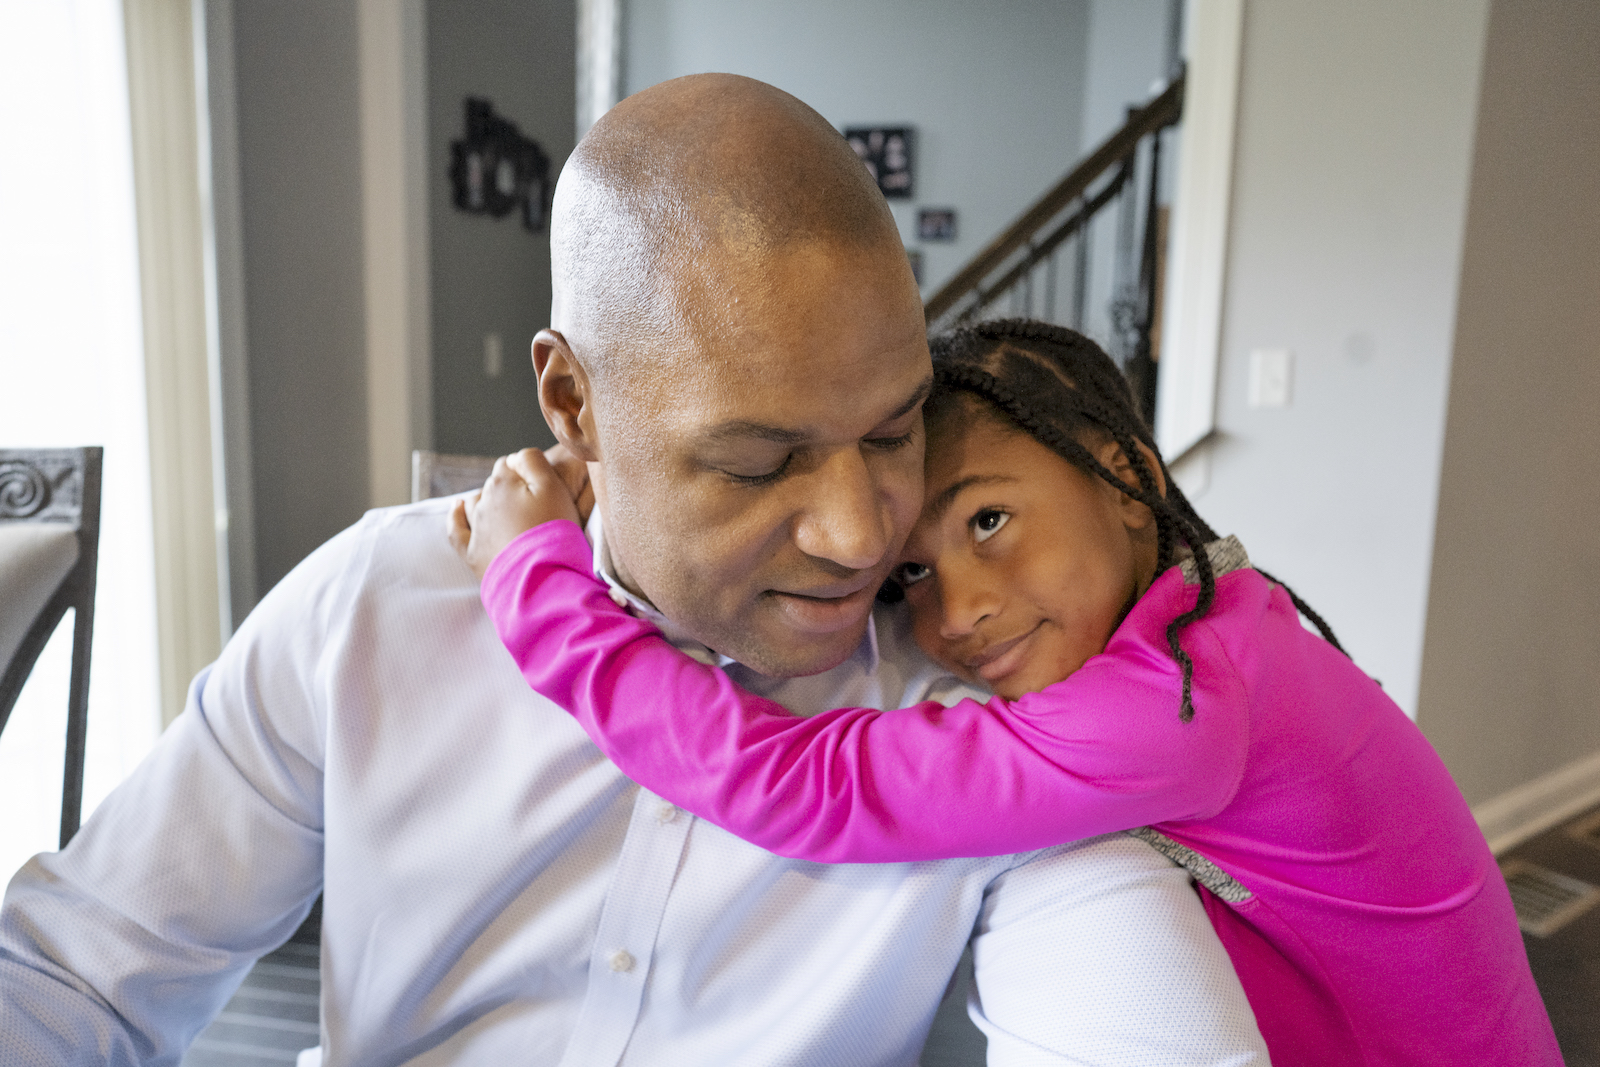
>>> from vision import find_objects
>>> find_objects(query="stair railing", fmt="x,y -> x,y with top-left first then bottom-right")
923,71 -> 1185,423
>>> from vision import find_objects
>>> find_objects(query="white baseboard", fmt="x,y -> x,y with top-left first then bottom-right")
1473,748 -> 1600,856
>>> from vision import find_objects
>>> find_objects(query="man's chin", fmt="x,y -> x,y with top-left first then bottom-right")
715,614 -> 872,679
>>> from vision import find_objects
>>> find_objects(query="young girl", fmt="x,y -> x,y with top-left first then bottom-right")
453,319 -> 1558,1065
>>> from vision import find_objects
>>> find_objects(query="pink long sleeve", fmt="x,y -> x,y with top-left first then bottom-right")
481,521 -> 1249,863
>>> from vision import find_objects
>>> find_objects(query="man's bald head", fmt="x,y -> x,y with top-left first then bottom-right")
550,73 -> 905,380
534,75 -> 929,676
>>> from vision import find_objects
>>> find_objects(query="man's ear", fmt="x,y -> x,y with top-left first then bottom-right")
533,330 -> 600,462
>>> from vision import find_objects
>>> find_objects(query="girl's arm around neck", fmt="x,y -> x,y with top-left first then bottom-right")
482,521 -> 1248,863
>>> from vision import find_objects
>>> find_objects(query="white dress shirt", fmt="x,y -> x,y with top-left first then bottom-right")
0,499 -> 1267,1066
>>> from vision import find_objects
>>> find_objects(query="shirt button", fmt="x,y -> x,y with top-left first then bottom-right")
656,803 -> 679,824
607,587 -> 629,609
608,949 -> 635,973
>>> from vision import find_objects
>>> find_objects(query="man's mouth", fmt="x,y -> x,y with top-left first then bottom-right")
767,579 -> 879,636
964,622 -> 1043,685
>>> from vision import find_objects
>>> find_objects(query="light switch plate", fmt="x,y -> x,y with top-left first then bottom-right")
1248,348 -> 1292,408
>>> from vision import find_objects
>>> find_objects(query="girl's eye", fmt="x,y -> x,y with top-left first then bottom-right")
897,562 -> 932,587
972,509 -> 1010,543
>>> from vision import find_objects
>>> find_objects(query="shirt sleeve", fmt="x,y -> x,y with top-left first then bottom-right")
481,521 -> 1252,865
971,833 -> 1269,1065
0,520 -> 361,1065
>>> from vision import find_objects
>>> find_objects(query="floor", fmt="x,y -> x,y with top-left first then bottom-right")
1503,803 -> 1600,1066
182,811 -> 1600,1066
180,901 -> 321,1067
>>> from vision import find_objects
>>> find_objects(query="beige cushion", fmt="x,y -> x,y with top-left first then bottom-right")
0,523 -> 78,678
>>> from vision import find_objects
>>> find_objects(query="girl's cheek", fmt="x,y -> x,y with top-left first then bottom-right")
906,594 -> 959,673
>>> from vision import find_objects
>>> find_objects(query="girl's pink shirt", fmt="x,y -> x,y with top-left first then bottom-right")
482,520 -> 1559,1066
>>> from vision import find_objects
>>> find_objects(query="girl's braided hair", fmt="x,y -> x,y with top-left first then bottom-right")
926,318 -> 1344,722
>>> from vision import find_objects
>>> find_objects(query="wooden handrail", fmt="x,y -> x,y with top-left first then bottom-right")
960,161 -> 1129,321
924,72 -> 1185,323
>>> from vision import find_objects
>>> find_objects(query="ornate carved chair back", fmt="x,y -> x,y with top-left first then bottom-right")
411,450 -> 497,502
0,448 -> 103,846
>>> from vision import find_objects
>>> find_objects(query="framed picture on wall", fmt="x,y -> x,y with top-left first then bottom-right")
918,208 -> 957,241
844,126 -> 914,199
450,97 -> 552,233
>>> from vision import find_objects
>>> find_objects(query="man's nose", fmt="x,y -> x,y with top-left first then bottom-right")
793,449 -> 893,571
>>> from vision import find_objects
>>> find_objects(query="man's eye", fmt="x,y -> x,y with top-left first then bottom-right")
724,455 -> 792,486
865,430 -> 916,451
972,510 -> 1010,543
897,562 -> 932,587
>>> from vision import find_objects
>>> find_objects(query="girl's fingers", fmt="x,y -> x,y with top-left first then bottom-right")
542,444 -> 591,502
446,499 -> 471,556
506,448 -> 566,498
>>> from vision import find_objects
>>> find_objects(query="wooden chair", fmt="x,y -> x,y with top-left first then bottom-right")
0,448 -> 103,847
411,450 -> 496,502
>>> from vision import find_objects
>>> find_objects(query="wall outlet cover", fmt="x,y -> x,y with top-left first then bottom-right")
1248,348 -> 1292,408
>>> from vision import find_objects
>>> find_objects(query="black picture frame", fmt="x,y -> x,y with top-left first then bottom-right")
918,208 -> 957,242
844,126 -> 915,199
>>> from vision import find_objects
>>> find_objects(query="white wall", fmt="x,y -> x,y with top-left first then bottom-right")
0,0 -> 162,877
624,0 -> 1093,296
230,1 -> 372,598
1416,0 -> 1600,806
1183,0 -> 1490,717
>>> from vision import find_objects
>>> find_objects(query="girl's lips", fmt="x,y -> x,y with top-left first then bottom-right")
967,623 -> 1043,685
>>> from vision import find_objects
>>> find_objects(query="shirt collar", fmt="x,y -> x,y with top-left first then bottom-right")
584,509 -> 880,674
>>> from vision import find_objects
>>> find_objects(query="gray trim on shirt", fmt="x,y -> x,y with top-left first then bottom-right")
1125,826 -> 1254,903
1177,535 -> 1251,585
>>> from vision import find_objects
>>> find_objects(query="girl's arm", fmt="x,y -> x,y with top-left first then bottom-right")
484,521 -> 1250,863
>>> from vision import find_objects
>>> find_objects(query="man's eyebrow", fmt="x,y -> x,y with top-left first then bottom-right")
929,474 -> 1018,521
700,421 -> 809,446
877,376 -> 934,428
700,375 -> 934,446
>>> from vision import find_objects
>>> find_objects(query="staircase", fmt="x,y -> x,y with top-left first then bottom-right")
924,71 -> 1185,425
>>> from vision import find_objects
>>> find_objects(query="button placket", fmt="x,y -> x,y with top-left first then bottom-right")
556,789 -> 694,1067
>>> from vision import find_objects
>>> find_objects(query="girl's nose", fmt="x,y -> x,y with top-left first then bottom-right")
937,559 -> 1001,639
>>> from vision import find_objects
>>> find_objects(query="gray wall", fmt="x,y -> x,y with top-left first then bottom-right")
1076,0 -> 1173,356
1185,0 -> 1490,717
428,0 -> 576,457
232,1 -> 371,598
1416,0 -> 1600,804
1081,0 -> 1175,147
624,0 -> 1095,296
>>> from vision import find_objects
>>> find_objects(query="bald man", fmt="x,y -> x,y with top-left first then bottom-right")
0,76 -> 1267,1065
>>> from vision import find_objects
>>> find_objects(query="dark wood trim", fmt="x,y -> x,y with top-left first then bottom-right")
923,73 -> 1185,324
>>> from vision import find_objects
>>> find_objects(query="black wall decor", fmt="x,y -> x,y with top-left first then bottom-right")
844,126 -> 914,199
918,208 -> 957,242
450,97 -> 552,232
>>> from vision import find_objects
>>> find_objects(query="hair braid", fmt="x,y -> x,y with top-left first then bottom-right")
928,317 -> 1345,721
934,363 -> 1216,721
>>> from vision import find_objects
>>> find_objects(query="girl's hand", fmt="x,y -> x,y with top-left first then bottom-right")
448,446 -> 595,580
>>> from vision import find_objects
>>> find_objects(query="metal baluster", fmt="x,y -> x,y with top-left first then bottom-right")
1129,127 -> 1166,424
1073,205 -> 1089,331
1044,244 -> 1058,323
1110,152 -> 1139,368
1022,242 -> 1035,317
